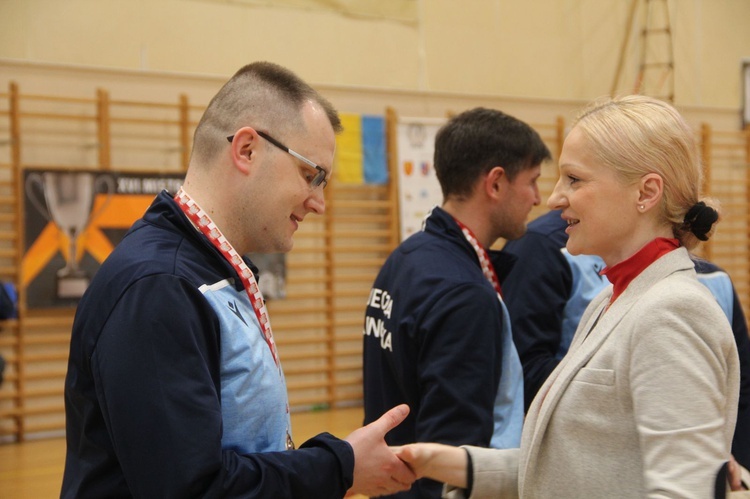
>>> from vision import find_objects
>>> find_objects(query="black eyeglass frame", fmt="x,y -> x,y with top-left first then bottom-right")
227,130 -> 328,189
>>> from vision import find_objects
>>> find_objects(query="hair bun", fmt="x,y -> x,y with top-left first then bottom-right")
683,202 -> 718,241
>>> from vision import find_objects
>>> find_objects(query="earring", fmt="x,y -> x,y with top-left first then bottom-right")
639,205 -> 645,210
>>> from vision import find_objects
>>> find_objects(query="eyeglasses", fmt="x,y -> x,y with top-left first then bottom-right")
227,130 -> 328,190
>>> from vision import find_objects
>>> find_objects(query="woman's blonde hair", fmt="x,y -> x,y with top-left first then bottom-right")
572,95 -> 718,249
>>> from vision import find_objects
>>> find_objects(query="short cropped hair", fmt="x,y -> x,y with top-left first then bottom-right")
572,95 -> 717,249
191,61 -> 341,165
434,107 -> 551,200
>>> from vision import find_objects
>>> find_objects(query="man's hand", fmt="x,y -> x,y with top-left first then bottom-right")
345,404 -> 416,497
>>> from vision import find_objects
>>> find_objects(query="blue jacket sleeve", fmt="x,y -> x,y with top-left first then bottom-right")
502,233 -> 572,410
91,276 -> 353,498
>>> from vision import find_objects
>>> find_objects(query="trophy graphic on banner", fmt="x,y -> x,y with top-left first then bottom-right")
26,171 -> 115,299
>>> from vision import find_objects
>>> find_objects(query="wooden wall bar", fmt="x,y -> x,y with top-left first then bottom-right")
0,82 -> 747,442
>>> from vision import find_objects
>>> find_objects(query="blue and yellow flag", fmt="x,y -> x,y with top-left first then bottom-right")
335,114 -> 387,185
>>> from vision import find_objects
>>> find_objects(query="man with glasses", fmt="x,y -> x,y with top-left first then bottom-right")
363,107 -> 551,498
62,61 -> 415,498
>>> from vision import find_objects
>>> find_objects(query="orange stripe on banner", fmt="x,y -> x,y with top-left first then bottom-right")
92,194 -> 156,227
22,194 -> 157,287
80,194 -> 156,263
22,223 -> 62,287
81,228 -> 115,264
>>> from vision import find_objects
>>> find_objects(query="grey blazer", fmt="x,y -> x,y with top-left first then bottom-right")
452,248 -> 740,499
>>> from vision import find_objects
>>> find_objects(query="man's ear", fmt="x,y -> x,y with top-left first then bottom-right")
484,166 -> 507,200
228,127 -> 259,175
638,173 -> 663,211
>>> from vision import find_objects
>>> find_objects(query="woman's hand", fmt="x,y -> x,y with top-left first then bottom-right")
728,455 -> 749,491
394,443 -> 468,488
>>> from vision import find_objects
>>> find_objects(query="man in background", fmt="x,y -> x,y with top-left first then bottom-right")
363,107 -> 551,498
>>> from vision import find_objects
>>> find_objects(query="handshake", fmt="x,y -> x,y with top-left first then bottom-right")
347,405 -> 750,497
344,404 -> 466,498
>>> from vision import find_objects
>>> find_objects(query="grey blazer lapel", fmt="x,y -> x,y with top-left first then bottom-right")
521,295 -> 621,466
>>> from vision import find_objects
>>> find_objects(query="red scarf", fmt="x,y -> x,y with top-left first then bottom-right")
601,237 -> 679,303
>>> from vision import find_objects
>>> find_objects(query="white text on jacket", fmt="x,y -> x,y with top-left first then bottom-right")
363,288 -> 393,351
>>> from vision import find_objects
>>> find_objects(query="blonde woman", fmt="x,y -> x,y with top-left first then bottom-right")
397,95 -> 741,498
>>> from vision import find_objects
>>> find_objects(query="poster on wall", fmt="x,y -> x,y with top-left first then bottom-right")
23,169 -> 184,309
395,118 -> 446,241
22,169 -> 287,308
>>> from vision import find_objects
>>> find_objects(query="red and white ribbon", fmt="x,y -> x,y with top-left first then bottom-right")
454,219 -> 503,297
174,188 -> 280,368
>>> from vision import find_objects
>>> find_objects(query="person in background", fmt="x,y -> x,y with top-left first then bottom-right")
62,61 -> 415,498
396,95 -> 741,497
363,107 -> 551,497
502,208 -> 750,468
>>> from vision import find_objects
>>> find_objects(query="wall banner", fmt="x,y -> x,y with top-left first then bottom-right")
395,118 -> 446,241
23,169 -> 184,309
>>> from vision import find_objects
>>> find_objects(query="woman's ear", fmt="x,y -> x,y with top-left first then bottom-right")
638,173 -> 663,211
